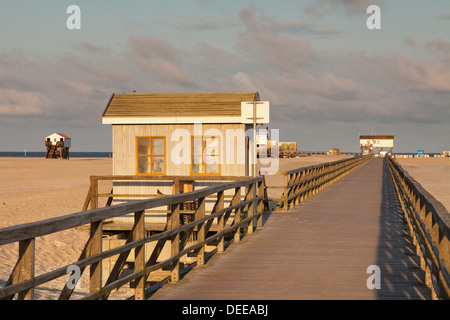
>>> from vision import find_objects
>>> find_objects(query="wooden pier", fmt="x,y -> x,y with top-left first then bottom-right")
1,156 -> 449,300
148,158 -> 431,299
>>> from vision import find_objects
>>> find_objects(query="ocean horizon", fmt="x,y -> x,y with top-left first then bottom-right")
0,151 -> 112,158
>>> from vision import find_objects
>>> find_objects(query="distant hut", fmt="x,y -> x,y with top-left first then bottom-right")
329,148 -> 340,155
45,133 -> 71,159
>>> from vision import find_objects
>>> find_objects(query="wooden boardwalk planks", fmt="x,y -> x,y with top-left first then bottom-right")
149,158 -> 431,300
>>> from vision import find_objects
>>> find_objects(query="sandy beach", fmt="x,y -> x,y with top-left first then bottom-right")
396,157 -> 450,212
0,157 -> 112,299
0,155 -> 448,299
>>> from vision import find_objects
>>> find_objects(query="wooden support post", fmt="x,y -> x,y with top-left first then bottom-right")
257,180 -> 264,229
17,239 -> 35,300
439,231 -> 450,273
196,197 -> 206,266
172,178 -> 180,195
293,172 -> 301,206
89,178 -> 101,294
247,183 -> 255,234
133,210 -> 145,300
283,174 -> 289,212
169,202 -> 180,282
233,187 -> 242,243
90,178 -> 98,211
89,221 -> 102,294
216,191 -> 225,253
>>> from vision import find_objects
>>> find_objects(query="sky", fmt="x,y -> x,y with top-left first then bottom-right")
0,0 -> 449,153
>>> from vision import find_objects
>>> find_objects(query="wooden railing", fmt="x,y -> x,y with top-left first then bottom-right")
0,176 -> 265,300
263,155 -> 372,211
386,155 -> 450,300
82,175 -> 253,211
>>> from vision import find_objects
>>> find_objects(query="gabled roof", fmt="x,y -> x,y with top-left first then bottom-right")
46,133 -> 71,139
100,92 -> 260,124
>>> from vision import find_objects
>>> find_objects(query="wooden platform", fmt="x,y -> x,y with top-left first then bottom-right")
148,158 -> 431,300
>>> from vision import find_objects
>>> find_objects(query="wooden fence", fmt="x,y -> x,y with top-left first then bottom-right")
0,176 -> 265,300
386,155 -> 450,300
263,155 -> 372,212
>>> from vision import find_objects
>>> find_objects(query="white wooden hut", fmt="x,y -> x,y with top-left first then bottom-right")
99,92 -> 270,223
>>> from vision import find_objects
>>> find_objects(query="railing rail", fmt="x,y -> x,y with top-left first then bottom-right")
262,155 -> 372,211
82,175 -> 251,212
386,155 -> 450,300
0,176 -> 266,300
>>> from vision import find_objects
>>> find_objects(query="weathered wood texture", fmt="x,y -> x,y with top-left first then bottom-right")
103,92 -> 259,117
0,176 -> 265,300
387,156 -> 450,299
149,158 -> 433,300
112,123 -> 247,177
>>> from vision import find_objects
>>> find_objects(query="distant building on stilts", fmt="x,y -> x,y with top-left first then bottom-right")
45,133 -> 71,159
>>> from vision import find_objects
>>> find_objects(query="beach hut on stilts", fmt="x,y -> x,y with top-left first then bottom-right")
45,133 -> 71,159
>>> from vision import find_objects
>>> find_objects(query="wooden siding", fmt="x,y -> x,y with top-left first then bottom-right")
111,124 -> 248,224
103,92 -> 259,118
112,124 -> 247,177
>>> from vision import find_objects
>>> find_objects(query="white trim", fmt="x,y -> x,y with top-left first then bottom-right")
101,116 -> 244,125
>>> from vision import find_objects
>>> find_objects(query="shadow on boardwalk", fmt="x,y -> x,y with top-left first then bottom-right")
374,160 -> 430,299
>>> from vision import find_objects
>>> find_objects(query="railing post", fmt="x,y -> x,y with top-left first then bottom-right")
293,172 -> 301,206
257,179 -> 264,229
134,210 -> 145,300
169,202 -> 180,282
88,178 -> 102,295
17,238 -> 35,300
196,197 -> 206,266
233,187 -> 242,243
283,173 -> 289,212
217,191 -> 225,253
89,220 -> 103,294
90,178 -> 98,210
438,231 -> 450,299
247,183 -> 255,234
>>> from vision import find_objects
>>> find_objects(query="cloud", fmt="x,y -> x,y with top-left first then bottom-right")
305,0 -> 376,17
127,36 -> 197,87
263,19 -> 343,37
172,17 -> 240,31
237,7 -> 317,73
78,42 -> 111,56
436,13 -> 450,21
0,88 -> 48,116
405,37 -> 416,47
359,53 -> 450,92
425,38 -> 450,55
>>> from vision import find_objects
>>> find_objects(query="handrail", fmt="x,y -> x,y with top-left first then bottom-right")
262,155 -> 372,211
82,175 -> 252,212
386,155 -> 450,300
0,176 -> 266,300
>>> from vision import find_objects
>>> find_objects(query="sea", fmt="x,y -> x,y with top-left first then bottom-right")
0,151 -> 442,158
0,151 -> 111,158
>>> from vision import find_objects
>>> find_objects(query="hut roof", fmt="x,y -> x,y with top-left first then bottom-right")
100,92 -> 260,124
46,133 -> 71,139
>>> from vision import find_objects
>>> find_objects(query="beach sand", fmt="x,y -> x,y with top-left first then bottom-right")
396,157 -> 450,212
0,157 -> 112,299
0,155 -> 448,299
